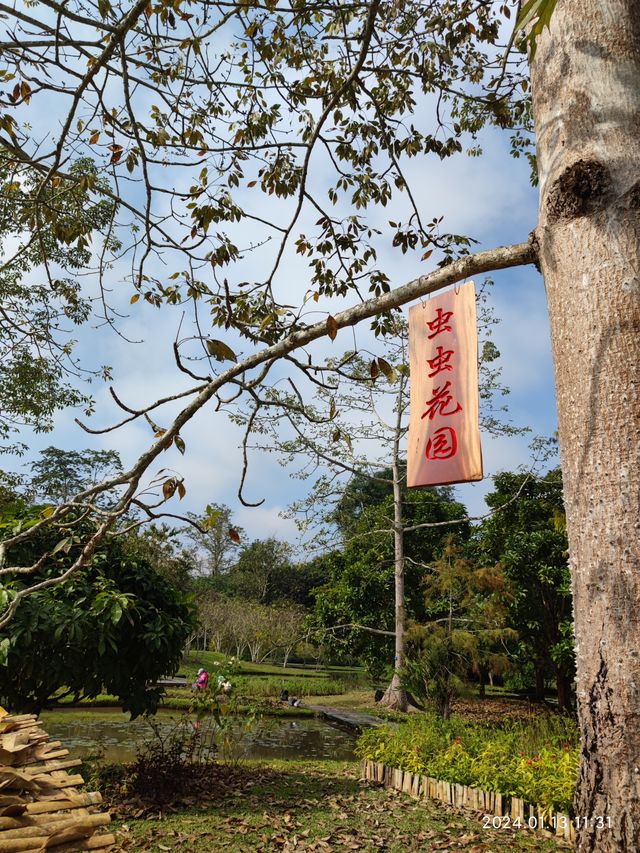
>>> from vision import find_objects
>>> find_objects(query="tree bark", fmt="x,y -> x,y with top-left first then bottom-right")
530,2 -> 640,848
379,387 -> 409,712
478,666 -> 487,699
556,668 -> 573,714
534,664 -> 546,702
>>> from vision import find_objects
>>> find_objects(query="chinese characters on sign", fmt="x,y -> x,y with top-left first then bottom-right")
407,281 -> 483,487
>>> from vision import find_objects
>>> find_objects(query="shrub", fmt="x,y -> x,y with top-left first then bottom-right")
239,676 -> 345,698
356,712 -> 579,815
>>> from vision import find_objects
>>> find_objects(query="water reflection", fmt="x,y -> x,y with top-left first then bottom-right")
40,710 -> 357,764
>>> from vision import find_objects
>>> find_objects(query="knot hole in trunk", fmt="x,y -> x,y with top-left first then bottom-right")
546,159 -> 612,222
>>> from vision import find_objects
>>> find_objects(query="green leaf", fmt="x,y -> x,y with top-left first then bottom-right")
517,0 -> 558,56
206,339 -> 237,362
517,0 -> 543,30
51,536 -> 72,555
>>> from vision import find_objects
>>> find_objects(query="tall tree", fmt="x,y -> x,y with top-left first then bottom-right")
403,536 -> 513,720
124,523 -> 196,590
310,482 -> 468,685
477,469 -> 574,710
185,504 -> 242,577
28,446 -> 123,504
0,159 -> 117,453
0,0 -> 638,844
227,537 -> 295,604
529,4 -> 640,842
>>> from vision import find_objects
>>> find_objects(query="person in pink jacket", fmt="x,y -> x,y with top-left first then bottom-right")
192,668 -> 209,691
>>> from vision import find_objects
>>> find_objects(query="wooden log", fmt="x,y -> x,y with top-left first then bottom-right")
22,760 -> 83,777
24,750 -> 70,766
495,792 -> 503,816
0,832 -> 115,853
402,772 -> 413,795
0,808 -> 107,831
35,741 -> 61,750
0,717 -> 37,725
420,776 -> 428,799
28,774 -> 85,790
27,834 -> 115,852
0,813 -> 110,839
411,774 -> 420,798
510,797 -> 519,821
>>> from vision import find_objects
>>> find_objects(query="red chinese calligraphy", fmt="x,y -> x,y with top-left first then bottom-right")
426,426 -> 458,460
420,381 -> 463,421
407,282 -> 482,487
427,345 -> 454,378
426,308 -> 454,339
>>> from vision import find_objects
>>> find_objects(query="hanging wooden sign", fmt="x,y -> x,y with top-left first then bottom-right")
407,281 -> 483,487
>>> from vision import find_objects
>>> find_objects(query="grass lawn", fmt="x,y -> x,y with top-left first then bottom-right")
112,759 -> 562,852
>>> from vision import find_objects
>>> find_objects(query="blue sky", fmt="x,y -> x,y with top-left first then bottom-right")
5,118 -> 558,546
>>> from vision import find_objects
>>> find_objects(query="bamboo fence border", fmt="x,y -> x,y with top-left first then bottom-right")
362,758 -> 576,844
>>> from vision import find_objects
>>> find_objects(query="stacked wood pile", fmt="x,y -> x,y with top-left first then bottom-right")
0,709 -> 115,852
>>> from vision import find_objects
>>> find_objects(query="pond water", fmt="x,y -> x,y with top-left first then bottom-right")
40,709 -> 357,764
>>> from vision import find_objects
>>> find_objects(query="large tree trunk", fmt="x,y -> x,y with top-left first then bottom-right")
530,2 -> 640,848
534,664 -> 546,702
379,405 -> 409,712
556,668 -> 573,714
